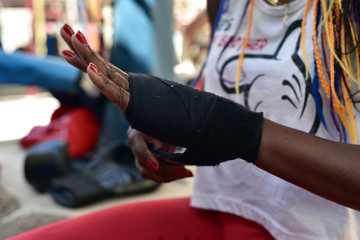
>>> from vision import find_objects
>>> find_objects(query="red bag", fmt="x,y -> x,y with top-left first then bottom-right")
21,106 -> 100,158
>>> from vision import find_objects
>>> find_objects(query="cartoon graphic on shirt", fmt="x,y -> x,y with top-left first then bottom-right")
217,20 -> 321,135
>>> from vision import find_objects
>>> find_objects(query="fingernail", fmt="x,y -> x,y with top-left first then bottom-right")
146,159 -> 158,171
89,63 -> 100,74
63,24 -> 74,36
76,31 -> 88,45
163,146 -> 176,153
62,50 -> 76,58
174,168 -> 193,179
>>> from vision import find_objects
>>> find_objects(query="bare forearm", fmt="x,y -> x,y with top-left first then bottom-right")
256,119 -> 360,210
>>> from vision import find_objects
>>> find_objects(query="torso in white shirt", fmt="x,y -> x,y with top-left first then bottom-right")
191,1 -> 360,239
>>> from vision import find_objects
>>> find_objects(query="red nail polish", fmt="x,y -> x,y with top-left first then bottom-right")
62,50 -> 76,58
146,159 -> 158,171
89,63 -> 100,74
76,31 -> 88,45
174,168 -> 193,179
63,24 -> 74,36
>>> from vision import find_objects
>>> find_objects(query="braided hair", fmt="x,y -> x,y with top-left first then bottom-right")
195,0 -> 360,142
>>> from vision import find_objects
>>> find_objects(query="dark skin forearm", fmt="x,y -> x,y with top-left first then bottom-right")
257,119 -> 360,210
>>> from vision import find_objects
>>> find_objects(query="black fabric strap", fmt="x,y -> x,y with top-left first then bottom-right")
49,173 -> 109,208
125,73 -> 264,165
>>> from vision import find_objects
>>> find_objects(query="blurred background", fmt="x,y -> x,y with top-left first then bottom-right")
0,0 -> 210,141
0,0 -> 210,238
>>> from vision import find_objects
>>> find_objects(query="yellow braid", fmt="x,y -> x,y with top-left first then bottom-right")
346,15 -> 360,93
322,0 -> 357,83
301,0 -> 312,80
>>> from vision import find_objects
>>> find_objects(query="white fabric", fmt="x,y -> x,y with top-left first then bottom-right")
190,1 -> 360,239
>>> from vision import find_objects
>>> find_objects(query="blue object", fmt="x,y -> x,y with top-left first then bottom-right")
0,49 -> 81,91
111,0 -> 155,74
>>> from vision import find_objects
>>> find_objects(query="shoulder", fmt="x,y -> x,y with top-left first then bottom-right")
206,0 -> 223,27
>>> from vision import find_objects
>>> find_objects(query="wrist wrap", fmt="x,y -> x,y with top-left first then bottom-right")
125,73 -> 264,166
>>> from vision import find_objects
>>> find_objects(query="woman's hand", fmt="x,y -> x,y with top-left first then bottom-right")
127,127 -> 193,183
60,24 -> 129,112
60,24 -> 264,167
60,24 -> 193,182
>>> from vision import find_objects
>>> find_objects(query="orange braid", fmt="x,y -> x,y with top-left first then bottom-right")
328,3 -> 357,142
313,0 -> 331,98
235,0 -> 254,96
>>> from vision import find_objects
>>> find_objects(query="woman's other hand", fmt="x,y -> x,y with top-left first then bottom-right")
127,127 -> 193,183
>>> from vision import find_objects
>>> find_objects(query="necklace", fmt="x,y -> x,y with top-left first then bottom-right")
264,0 -> 293,6
282,3 -> 289,27
265,0 -> 281,5
264,0 -> 293,27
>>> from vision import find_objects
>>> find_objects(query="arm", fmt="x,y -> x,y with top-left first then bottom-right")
257,119 -> 360,210
60,24 -> 193,183
60,24 -> 360,210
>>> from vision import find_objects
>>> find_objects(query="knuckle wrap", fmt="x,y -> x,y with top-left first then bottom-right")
125,73 -> 264,166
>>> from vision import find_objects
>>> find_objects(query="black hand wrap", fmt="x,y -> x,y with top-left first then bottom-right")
125,73 -> 264,166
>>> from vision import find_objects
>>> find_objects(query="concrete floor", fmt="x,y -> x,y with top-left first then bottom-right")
0,92 -> 194,237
